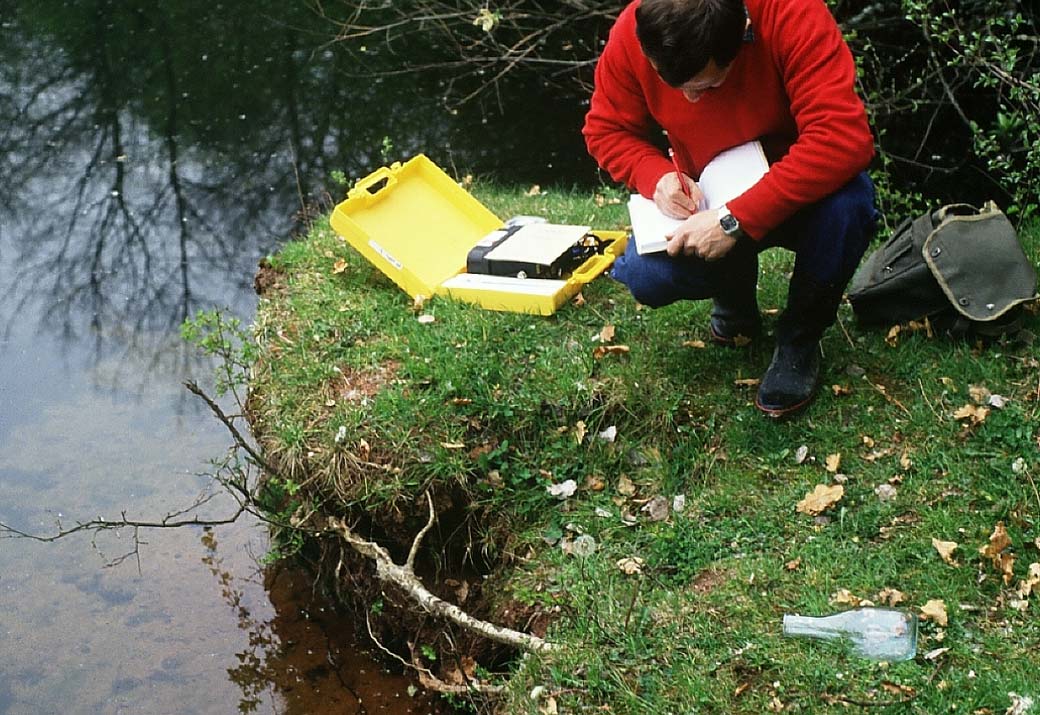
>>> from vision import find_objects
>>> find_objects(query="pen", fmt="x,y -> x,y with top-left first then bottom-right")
669,148 -> 692,200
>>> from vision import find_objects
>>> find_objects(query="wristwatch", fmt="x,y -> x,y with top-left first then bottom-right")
717,204 -> 744,238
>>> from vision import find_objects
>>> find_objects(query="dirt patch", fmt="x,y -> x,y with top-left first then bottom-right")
333,360 -> 402,402
689,567 -> 733,595
253,258 -> 286,297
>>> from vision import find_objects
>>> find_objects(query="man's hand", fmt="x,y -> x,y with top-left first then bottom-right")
653,171 -> 702,219
665,209 -> 738,260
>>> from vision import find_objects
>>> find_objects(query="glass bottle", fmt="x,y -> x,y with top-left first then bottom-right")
782,607 -> 918,661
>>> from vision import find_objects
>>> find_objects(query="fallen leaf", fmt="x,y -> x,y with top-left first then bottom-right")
525,184 -> 542,196
1016,562 -> 1040,598
794,445 -> 809,464
1006,693 -> 1035,715
572,292 -> 586,307
643,495 -> 670,522
882,681 -> 917,696
885,325 -> 902,347
594,506 -> 612,518
733,377 -> 760,387
932,538 -> 960,566
796,484 -> 844,516
617,474 -> 636,496
732,334 -> 752,347
862,435 -> 876,449
682,339 -> 707,349
877,587 -> 906,606
734,682 -> 750,697
875,483 -> 898,502
332,259 -> 348,274
440,441 -> 465,449
599,324 -> 616,343
538,695 -> 558,715
988,394 -> 1008,409
547,479 -> 578,499
592,344 -> 630,359
900,450 -> 913,470
830,588 -> 863,606
575,420 -> 587,444
920,599 -> 949,627
997,552 -> 1016,585
924,646 -> 950,661
980,522 -> 1012,560
969,384 -> 992,403
617,556 -> 644,575
831,384 -> 853,396
953,403 -> 990,424
584,473 -> 605,491
825,453 -> 841,473
412,294 -> 425,311
598,425 -> 618,442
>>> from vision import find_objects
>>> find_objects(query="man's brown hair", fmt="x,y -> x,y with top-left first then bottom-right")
635,0 -> 747,87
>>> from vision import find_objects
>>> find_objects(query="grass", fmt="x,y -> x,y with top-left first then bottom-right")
245,179 -> 1040,714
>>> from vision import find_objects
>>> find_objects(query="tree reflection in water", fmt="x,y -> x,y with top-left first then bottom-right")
200,528 -> 445,715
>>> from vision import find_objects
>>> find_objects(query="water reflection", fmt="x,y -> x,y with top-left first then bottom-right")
201,531 -> 441,714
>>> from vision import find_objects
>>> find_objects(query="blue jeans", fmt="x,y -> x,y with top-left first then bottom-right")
611,172 -> 880,307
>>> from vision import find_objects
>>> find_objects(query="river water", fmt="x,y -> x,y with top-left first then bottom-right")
0,2 -> 597,713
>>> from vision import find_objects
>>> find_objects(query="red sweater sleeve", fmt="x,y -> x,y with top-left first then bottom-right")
582,4 -> 672,199
727,0 -> 875,237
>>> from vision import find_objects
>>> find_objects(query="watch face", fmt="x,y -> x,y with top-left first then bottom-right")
720,214 -> 739,233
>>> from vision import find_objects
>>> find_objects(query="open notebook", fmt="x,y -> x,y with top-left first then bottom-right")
629,140 -> 769,254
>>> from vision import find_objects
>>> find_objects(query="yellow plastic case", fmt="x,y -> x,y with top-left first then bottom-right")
330,155 -> 627,315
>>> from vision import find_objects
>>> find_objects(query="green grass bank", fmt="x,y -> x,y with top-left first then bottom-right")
245,181 -> 1040,714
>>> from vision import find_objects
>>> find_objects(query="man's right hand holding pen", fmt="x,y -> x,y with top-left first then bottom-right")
654,148 -> 703,220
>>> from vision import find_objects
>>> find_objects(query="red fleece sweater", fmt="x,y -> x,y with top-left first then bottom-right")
583,0 -> 874,239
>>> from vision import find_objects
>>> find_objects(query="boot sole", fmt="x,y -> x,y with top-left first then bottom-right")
755,392 -> 816,419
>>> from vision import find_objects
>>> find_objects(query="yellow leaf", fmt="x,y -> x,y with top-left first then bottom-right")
825,453 -> 841,473
932,538 -> 960,566
920,599 -> 948,626
599,324 -> 616,343
796,483 -> 844,516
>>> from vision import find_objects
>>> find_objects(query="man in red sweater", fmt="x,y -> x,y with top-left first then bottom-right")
584,0 -> 879,417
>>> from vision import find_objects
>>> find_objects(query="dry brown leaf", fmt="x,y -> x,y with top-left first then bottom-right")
616,556 -> 644,575
862,435 -> 876,448
796,483 -> 844,516
953,403 -> 990,424
1016,562 -> 1040,598
733,377 -> 761,387
599,324 -> 616,343
584,473 -> 605,492
525,184 -> 542,196
831,384 -> 853,396
900,450 -> 913,470
920,599 -> 949,626
734,682 -> 750,697
825,453 -> 842,473
538,695 -> 558,715
877,587 -> 906,606
682,339 -> 707,349
785,557 -> 802,571
969,384 -> 992,404
617,474 -> 636,496
643,495 -> 670,522
932,538 -> 960,566
882,681 -> 917,696
572,292 -> 586,307
732,334 -> 753,347
332,259 -> 348,274
592,344 -> 630,359
998,552 -> 1016,585
440,441 -> 466,449
885,325 -> 902,347
980,521 -> 1012,559
574,420 -> 587,445
830,588 -> 863,606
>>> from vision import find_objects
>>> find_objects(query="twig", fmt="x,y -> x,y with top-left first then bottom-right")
866,376 -> 912,416
406,491 -> 436,571
184,380 -> 280,476
918,377 -> 943,421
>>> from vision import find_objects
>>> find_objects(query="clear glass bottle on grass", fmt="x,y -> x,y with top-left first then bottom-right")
782,607 -> 919,661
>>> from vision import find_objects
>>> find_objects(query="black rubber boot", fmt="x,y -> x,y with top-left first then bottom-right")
709,251 -> 761,346
756,277 -> 844,418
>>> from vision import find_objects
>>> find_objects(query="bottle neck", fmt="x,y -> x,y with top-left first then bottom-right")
783,614 -> 840,637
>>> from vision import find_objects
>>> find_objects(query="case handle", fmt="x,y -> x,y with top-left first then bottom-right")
351,166 -> 399,203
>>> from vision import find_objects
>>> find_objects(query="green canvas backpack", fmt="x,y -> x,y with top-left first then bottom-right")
848,202 -> 1038,339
